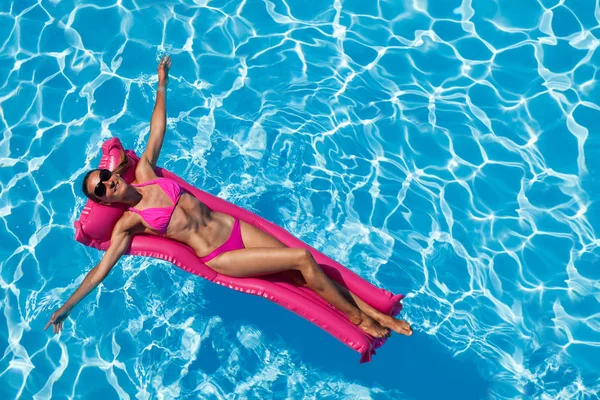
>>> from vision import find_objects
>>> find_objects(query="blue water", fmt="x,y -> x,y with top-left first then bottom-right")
1,0 -> 599,398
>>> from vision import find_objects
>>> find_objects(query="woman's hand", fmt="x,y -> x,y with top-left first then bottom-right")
44,306 -> 71,334
157,55 -> 171,87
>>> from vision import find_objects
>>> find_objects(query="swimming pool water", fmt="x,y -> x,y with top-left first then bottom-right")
1,0 -> 599,398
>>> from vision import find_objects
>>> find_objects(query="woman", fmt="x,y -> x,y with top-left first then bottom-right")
45,56 -> 413,339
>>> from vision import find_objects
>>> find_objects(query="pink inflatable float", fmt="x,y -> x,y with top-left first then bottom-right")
74,138 -> 404,362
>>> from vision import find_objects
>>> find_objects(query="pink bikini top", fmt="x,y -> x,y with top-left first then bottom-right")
128,178 -> 182,234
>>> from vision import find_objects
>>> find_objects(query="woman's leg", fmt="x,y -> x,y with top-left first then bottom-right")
206,246 -> 389,337
236,221 -> 412,336
276,272 -> 411,336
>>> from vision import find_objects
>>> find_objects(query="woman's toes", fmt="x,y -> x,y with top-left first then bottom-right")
399,320 -> 413,336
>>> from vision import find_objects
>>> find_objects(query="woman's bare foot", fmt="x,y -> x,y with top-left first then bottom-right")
351,313 -> 391,338
378,316 -> 413,336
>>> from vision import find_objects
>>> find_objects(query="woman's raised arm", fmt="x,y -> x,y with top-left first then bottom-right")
137,56 -> 171,180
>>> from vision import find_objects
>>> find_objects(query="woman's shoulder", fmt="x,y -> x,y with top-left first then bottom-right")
134,158 -> 159,183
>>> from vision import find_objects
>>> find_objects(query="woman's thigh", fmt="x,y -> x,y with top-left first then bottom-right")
208,220 -> 306,283
205,246 -> 307,278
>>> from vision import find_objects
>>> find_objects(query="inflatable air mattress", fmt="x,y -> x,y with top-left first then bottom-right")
74,138 -> 404,362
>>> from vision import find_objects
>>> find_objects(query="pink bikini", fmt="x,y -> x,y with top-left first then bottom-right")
128,177 -> 245,263
128,178 -> 182,234
199,219 -> 245,263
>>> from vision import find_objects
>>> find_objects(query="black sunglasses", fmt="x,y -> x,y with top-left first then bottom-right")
94,169 -> 112,197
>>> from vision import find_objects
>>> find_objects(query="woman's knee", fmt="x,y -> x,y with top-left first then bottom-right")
293,248 -> 314,268
294,249 -> 323,280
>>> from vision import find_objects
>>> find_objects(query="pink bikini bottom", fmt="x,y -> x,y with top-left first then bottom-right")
199,219 -> 245,263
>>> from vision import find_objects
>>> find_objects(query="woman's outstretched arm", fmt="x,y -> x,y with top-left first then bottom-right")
138,56 -> 171,179
44,217 -> 141,334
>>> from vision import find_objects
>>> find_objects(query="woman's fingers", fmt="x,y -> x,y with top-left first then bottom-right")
45,309 -> 68,334
158,55 -> 171,70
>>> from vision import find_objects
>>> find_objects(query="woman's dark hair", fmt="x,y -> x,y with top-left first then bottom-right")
81,169 -> 100,202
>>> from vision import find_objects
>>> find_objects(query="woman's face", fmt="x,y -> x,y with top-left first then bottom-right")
87,170 -> 126,204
